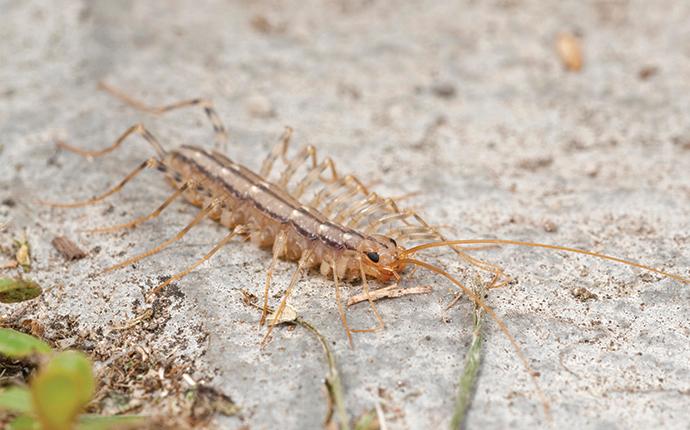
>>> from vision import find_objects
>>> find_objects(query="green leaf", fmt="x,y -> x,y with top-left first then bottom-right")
77,415 -> 144,430
31,351 -> 95,430
0,328 -> 51,358
0,386 -> 33,414
0,278 -> 42,303
7,415 -> 40,430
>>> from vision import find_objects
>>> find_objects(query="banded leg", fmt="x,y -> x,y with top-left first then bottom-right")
261,250 -> 314,346
147,225 -> 246,300
260,230 -> 289,326
103,200 -> 220,273
260,127 -> 293,178
38,158 -> 159,208
99,81 -> 228,149
58,123 -> 166,159
332,259 -> 354,347
350,257 -> 384,333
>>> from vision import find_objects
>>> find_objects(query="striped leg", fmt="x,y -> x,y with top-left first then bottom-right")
58,123 -> 167,158
99,81 -> 228,150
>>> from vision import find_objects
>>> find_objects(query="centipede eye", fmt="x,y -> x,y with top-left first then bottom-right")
366,251 -> 380,263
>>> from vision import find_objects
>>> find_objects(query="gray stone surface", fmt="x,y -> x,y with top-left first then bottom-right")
1,1 -> 689,429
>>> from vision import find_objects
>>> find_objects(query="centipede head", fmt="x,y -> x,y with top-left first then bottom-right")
358,235 -> 408,282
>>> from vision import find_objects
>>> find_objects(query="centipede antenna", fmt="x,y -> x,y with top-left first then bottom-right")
401,257 -> 552,420
403,239 -> 690,285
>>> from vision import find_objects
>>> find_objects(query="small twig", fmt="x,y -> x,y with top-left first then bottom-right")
241,290 -> 350,430
347,284 -> 432,307
111,308 -> 154,331
450,281 -> 486,429
51,235 -> 87,260
0,260 -> 18,270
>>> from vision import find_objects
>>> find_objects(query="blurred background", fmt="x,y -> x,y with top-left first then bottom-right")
1,1 -> 689,429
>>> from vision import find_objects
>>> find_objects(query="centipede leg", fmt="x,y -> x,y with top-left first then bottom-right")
292,155 -> 339,198
99,81 -> 228,149
57,123 -> 166,159
103,201 -> 219,273
38,158 -> 159,208
146,225 -> 245,300
260,230 -> 289,326
332,260 -> 354,347
260,127 -> 293,177
261,250 -> 314,346
84,183 -> 190,233
350,258 -> 385,334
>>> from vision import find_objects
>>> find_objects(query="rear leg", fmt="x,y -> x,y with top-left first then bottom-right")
99,81 -> 229,150
58,123 -> 166,159
147,225 -> 246,300
38,157 -> 159,208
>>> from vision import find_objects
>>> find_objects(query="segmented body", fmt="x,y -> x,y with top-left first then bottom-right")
164,145 -> 406,281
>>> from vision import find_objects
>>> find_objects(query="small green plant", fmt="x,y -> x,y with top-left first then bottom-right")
0,278 -> 42,304
0,328 -> 142,430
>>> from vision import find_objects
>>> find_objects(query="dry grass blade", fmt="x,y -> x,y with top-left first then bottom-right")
347,285 -> 432,307
450,281 -> 485,429
241,290 -> 350,430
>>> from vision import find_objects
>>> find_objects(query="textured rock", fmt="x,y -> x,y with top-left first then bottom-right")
1,1 -> 689,428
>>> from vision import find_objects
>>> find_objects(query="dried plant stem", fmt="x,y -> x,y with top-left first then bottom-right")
450,283 -> 485,430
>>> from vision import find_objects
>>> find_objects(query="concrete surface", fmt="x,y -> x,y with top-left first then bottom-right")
1,1 -> 689,429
